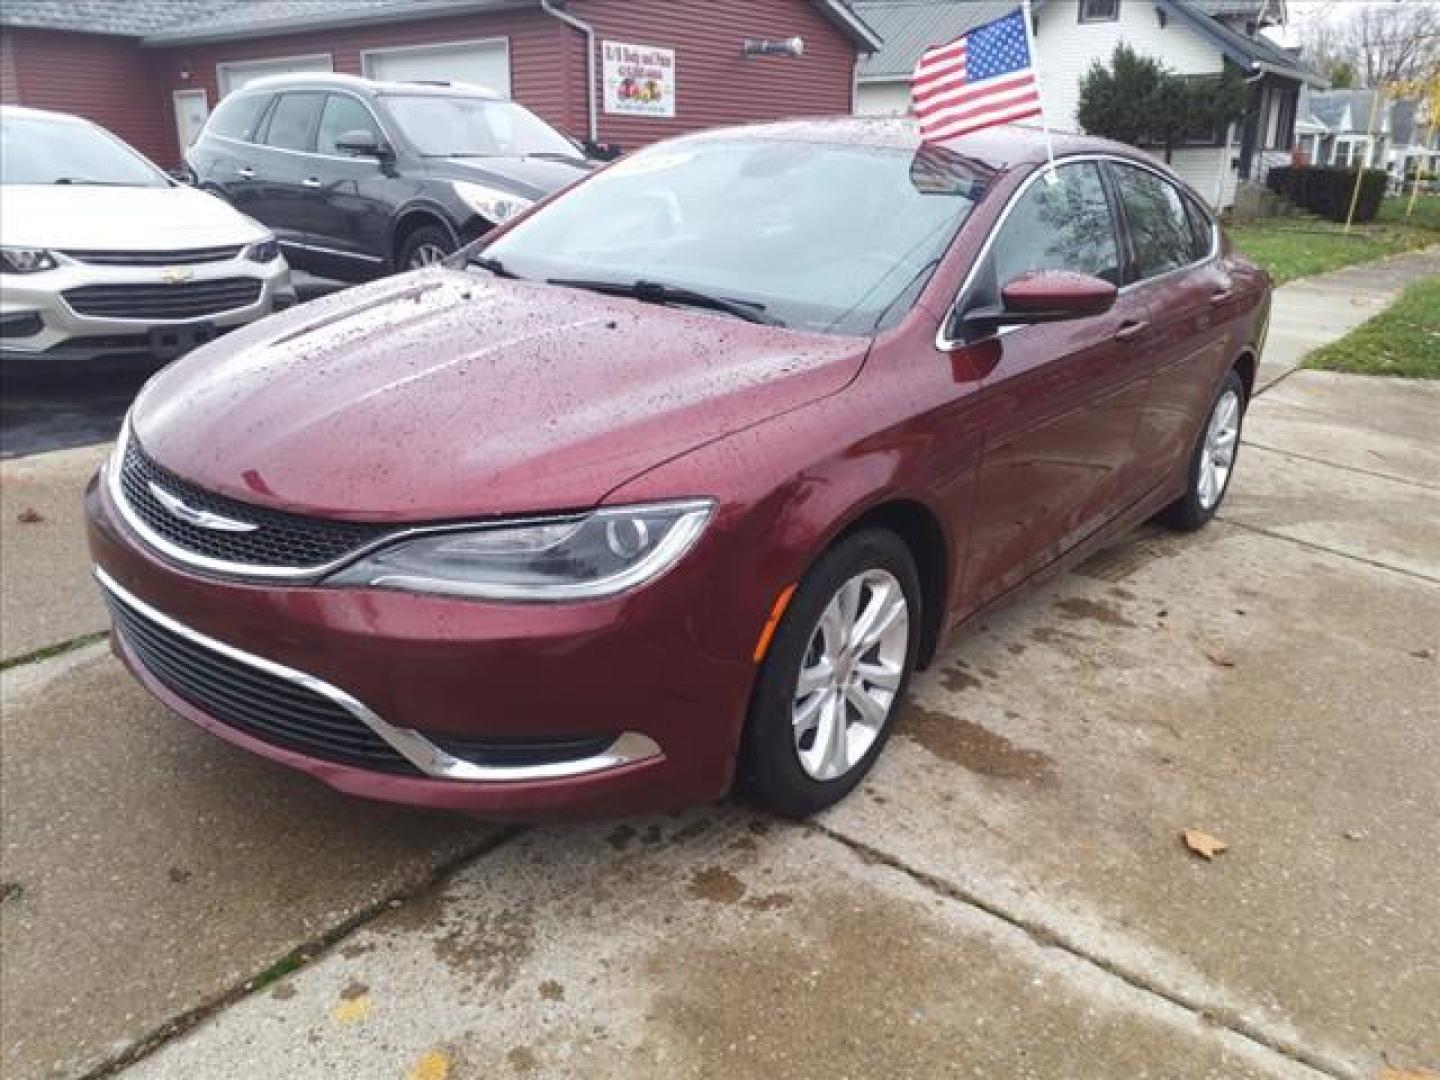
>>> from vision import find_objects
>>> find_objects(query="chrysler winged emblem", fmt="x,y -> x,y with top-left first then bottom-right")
148,482 -> 259,533
162,267 -> 195,284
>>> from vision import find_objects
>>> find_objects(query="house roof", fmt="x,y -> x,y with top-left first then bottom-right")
856,0 -> 1319,85
1304,89 -> 1386,133
1,0 -> 882,51
1390,98 -> 1419,146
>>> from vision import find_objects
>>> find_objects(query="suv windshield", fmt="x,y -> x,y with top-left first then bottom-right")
0,114 -> 169,187
481,137 -> 989,336
381,94 -> 581,159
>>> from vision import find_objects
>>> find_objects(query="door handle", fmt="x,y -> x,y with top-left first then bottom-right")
302,177 -> 322,188
235,166 -> 255,179
1210,288 -> 1235,306
1113,319 -> 1149,342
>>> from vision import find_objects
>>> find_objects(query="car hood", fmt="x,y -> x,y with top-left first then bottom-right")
0,184 -> 267,250
132,269 -> 867,521
430,154 -> 592,199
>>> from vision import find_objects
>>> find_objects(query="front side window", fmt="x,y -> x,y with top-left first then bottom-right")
381,94 -> 580,160
1182,194 -> 1215,263
317,94 -> 382,156
1110,163 -> 1193,280
1080,0 -> 1120,21
263,92 -> 323,152
0,115 -> 169,187
481,137 -> 990,335
207,93 -> 271,143
989,162 -> 1121,287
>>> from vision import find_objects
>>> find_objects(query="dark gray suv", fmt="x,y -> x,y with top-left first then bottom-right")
186,74 -> 592,282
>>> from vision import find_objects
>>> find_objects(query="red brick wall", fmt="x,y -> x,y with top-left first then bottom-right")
566,0 -> 860,149
1,33 -> 20,103
1,28 -> 173,165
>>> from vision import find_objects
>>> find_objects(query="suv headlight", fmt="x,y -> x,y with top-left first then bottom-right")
326,500 -> 713,601
451,180 -> 533,225
1,248 -> 58,274
245,237 -> 280,263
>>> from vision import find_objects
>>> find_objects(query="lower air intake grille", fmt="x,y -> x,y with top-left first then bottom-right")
105,587 -> 421,776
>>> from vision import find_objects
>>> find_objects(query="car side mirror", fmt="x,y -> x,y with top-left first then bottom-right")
962,270 -> 1117,340
335,129 -> 391,159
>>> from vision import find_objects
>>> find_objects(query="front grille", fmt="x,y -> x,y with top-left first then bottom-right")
63,278 -> 262,320
61,245 -> 245,266
118,436 -> 394,570
104,588 -> 420,775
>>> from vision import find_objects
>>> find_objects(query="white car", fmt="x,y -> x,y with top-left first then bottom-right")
1,105 -> 295,365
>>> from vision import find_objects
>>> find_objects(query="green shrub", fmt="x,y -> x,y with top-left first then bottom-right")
1266,166 -> 1389,223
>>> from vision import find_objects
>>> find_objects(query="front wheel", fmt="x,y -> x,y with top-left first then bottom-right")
1159,369 -> 1246,531
739,529 -> 921,818
398,224 -> 456,272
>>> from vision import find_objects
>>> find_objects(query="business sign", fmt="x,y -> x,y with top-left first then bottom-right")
602,41 -> 676,118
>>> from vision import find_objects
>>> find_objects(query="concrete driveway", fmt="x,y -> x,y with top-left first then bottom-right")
3,354 -> 1437,1072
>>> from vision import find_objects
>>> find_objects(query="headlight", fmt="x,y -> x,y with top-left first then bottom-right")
1,248 -> 58,274
451,180 -> 533,225
326,500 -> 713,601
245,237 -> 280,263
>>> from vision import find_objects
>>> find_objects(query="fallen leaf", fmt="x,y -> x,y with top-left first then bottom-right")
1410,648 -> 1435,661
331,993 -> 372,1025
1183,829 -> 1228,860
1204,649 -> 1236,668
16,508 -> 43,524
406,1050 -> 451,1080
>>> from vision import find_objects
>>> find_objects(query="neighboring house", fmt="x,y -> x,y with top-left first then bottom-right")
0,0 -> 881,168
854,0 -> 1324,209
1297,89 -> 1438,187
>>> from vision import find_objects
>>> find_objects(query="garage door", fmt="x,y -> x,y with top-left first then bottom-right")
363,40 -> 511,97
218,54 -> 333,96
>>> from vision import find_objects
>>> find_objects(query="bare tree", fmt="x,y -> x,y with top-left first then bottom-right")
1299,1 -> 1440,87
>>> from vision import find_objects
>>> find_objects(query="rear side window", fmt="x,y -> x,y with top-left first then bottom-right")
262,92 -> 324,152
990,162 -> 1121,287
1110,163 -> 1194,280
1183,195 -> 1216,262
316,94 -> 383,156
207,93 -> 271,143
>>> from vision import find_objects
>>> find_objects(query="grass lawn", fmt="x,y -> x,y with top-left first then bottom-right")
1228,195 -> 1440,285
1303,276 -> 1440,379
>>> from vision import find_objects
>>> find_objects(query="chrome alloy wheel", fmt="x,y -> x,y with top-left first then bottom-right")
408,243 -> 450,269
791,569 -> 909,781
1198,387 -> 1241,511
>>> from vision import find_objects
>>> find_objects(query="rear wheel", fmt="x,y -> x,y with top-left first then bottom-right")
398,224 -> 456,272
740,529 -> 921,818
1159,369 -> 1246,531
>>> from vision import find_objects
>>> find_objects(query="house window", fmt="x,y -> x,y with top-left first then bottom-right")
1079,0 -> 1120,21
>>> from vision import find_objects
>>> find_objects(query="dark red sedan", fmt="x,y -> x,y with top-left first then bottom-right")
86,119 -> 1268,819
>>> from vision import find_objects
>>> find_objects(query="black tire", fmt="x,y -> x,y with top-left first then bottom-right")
396,223 -> 456,272
1158,368 -> 1247,531
739,528 -> 922,818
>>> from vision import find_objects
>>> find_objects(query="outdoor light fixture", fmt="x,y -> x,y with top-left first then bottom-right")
743,37 -> 804,58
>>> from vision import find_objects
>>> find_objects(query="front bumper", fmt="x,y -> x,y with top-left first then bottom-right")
1,254 -> 294,364
85,469 -> 755,819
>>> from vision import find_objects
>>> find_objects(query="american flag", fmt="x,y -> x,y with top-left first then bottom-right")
911,8 -> 1043,144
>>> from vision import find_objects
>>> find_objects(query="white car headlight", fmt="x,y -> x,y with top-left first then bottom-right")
451,180 -> 533,225
1,247 -> 58,274
326,500 -> 713,601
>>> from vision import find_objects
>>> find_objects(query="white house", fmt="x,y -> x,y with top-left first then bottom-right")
853,0 -> 1324,209
1296,89 -> 1438,188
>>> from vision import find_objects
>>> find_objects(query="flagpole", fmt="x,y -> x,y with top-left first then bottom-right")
1020,0 -> 1057,182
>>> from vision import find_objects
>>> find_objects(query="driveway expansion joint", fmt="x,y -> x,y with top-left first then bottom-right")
77,825 -> 531,1080
1240,440 -> 1440,492
809,821 -> 1358,1080
0,629 -> 109,672
1214,518 -> 1440,586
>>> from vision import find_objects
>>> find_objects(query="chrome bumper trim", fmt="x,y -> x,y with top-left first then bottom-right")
94,567 -> 662,782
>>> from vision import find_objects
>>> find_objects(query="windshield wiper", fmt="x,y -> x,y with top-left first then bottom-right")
468,254 -> 514,278
53,177 -> 130,186
546,277 -> 780,326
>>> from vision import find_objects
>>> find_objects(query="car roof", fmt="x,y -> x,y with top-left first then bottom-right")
0,103 -> 93,125
228,72 -> 506,100
678,116 -> 1150,174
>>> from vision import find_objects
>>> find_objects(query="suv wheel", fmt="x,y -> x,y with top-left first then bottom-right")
398,224 -> 456,271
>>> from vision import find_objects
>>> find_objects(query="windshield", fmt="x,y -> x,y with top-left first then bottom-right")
0,114 -> 169,186
382,94 -> 582,159
480,137 -> 989,336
